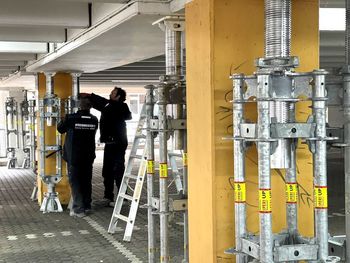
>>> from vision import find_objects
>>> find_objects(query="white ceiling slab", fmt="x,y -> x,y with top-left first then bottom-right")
0,42 -> 47,54
26,1 -> 170,73
0,53 -> 36,61
0,74 -> 36,89
0,27 -> 66,43
0,0 -> 89,28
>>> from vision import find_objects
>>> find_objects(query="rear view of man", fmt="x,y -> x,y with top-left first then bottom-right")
80,87 -> 132,207
57,97 -> 98,217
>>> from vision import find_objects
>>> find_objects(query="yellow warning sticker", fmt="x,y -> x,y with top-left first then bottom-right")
234,182 -> 246,203
29,124 -> 35,131
39,130 -> 43,137
259,189 -> 272,213
159,163 -> 168,178
147,160 -> 155,174
314,186 -> 328,209
285,183 -> 298,204
182,153 -> 188,167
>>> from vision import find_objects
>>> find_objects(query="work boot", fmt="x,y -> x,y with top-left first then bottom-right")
69,210 -> 86,218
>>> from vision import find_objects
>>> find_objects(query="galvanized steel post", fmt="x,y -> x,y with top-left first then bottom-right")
232,74 -> 247,263
145,84 -> 156,263
70,72 -> 81,113
312,70 -> 328,261
286,103 -> 297,234
344,1 -> 350,260
343,69 -> 350,263
158,82 -> 170,263
257,73 -> 273,263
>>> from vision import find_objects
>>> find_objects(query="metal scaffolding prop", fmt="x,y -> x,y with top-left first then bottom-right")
5,96 -> 19,169
19,90 -> 31,169
38,72 -> 63,213
324,0 -> 350,260
226,0 -> 340,262
29,98 -> 38,201
145,15 -> 187,263
65,72 -> 81,114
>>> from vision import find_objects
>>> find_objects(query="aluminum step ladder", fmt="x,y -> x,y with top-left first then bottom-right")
108,105 -> 147,241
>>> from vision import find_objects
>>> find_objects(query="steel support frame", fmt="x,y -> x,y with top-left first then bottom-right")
5,97 -> 19,169
39,72 -> 63,213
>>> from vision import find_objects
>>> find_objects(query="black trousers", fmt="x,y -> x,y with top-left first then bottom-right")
102,143 -> 127,201
68,163 -> 93,212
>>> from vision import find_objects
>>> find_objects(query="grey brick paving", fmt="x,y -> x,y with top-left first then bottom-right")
0,150 -> 184,262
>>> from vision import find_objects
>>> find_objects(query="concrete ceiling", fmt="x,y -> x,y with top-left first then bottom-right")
0,0 -> 344,88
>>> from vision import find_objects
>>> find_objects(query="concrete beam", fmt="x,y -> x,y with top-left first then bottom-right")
0,27 -> 66,43
0,42 -> 48,54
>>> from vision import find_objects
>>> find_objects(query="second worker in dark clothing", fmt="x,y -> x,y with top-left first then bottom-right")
57,97 -> 98,217
81,87 -> 132,206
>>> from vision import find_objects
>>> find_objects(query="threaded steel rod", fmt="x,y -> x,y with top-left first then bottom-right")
264,0 -> 291,58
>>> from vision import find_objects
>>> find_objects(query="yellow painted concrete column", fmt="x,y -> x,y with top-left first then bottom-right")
37,72 -> 72,205
186,0 -> 319,262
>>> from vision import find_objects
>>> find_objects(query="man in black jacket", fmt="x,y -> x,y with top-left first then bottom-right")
57,97 -> 98,217
81,87 -> 132,207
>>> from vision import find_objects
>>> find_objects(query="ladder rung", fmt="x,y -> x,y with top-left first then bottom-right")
115,214 -> 128,222
125,174 -> 138,180
129,154 -> 144,159
119,193 -> 133,201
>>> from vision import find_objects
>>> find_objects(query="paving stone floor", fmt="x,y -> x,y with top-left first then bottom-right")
0,151 -> 185,263
0,149 -> 347,262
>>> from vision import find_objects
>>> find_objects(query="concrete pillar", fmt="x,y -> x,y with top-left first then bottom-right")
37,72 -> 72,205
186,0 -> 318,261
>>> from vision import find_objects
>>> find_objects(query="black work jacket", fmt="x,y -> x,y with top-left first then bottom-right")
90,93 -> 132,146
57,110 -> 98,165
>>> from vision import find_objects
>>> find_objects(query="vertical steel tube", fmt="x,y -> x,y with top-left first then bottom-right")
232,74 -> 247,263
312,70 -> 328,261
264,0 -> 292,169
145,84 -> 156,263
44,73 -> 55,126
257,74 -> 273,263
182,132 -> 189,263
344,1 -> 350,261
28,100 -> 36,172
182,30 -> 188,259
343,72 -> 350,263
165,23 -> 183,150
286,103 -> 297,235
158,83 -> 169,263
56,98 -> 62,178
71,73 -> 81,113
39,100 -> 45,179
